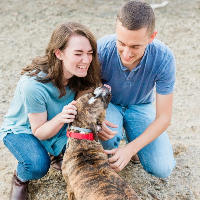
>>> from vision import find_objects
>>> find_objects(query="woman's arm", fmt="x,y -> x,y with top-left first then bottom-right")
28,100 -> 77,140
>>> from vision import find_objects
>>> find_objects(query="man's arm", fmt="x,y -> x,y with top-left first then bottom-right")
129,92 -> 173,151
105,92 -> 173,172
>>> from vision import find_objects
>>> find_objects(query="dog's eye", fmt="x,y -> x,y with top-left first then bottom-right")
77,152 -> 84,157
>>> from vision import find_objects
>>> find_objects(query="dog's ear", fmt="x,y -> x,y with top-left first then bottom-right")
88,122 -> 98,142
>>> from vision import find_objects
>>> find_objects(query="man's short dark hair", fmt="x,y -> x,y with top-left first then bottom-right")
117,0 -> 155,35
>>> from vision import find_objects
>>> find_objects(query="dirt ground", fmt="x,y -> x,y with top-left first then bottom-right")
0,0 -> 200,199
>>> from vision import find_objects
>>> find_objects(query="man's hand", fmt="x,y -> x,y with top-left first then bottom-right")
97,119 -> 118,141
104,145 -> 134,172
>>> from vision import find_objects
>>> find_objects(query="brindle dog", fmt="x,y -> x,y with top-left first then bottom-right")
61,85 -> 140,200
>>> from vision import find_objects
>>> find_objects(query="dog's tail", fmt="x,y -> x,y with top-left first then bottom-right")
148,191 -> 161,200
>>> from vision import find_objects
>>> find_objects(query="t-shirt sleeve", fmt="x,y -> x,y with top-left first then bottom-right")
156,52 -> 176,95
19,79 -> 47,113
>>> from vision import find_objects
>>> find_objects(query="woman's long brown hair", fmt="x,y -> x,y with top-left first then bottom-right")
21,22 -> 101,98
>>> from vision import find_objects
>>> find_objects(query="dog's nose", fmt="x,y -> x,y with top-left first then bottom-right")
103,84 -> 111,92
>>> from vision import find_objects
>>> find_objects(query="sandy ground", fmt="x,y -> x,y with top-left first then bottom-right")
0,0 -> 200,199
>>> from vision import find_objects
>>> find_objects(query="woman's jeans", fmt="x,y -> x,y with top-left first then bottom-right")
101,102 -> 176,178
3,133 -> 52,182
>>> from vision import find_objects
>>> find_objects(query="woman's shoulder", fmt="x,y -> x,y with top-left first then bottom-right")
18,74 -> 55,99
18,74 -> 44,90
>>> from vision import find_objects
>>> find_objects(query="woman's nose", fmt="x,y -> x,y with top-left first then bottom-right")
82,55 -> 90,63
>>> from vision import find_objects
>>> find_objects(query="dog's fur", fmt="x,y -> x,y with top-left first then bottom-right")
61,86 -> 140,200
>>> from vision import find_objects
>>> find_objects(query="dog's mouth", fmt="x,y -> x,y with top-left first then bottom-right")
103,84 -> 111,92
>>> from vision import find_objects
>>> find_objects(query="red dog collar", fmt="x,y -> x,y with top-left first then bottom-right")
67,130 -> 94,140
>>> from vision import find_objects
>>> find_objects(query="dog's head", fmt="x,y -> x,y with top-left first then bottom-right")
89,84 -> 111,109
69,84 -> 111,142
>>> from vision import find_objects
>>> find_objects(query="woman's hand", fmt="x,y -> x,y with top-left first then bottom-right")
97,119 -> 118,141
60,100 -> 77,123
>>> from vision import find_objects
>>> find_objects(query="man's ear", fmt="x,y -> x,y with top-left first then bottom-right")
55,49 -> 62,60
148,31 -> 158,44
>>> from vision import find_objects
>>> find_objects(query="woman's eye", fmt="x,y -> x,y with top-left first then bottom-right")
75,54 -> 82,56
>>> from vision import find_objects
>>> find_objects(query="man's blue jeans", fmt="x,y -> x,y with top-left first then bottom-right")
101,102 -> 176,178
3,133 -> 52,182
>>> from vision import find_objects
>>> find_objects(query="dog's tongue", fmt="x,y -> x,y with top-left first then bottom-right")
103,84 -> 111,92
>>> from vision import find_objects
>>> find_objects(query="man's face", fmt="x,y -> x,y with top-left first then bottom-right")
116,21 -> 155,70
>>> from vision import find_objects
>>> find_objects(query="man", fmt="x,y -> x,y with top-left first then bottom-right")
97,0 -> 176,178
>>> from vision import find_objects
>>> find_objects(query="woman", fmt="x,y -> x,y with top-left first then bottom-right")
0,22 -> 101,199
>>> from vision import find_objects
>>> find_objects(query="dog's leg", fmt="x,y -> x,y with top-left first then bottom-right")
67,186 -> 76,200
66,176 -> 76,200
62,151 -> 76,200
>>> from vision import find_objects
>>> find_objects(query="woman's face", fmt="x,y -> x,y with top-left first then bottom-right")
59,35 -> 93,83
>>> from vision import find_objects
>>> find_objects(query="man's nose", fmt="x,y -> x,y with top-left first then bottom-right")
123,47 -> 132,58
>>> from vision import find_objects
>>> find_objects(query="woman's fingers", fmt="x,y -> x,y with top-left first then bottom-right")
63,108 -> 77,115
63,101 -> 77,111
61,101 -> 77,123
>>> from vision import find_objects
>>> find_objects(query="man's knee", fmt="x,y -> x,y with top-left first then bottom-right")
146,161 -> 176,178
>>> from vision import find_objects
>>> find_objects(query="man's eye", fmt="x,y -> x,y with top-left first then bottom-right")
132,46 -> 140,49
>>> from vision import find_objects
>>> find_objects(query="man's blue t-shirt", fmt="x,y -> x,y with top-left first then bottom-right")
97,34 -> 176,105
0,74 -> 75,156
